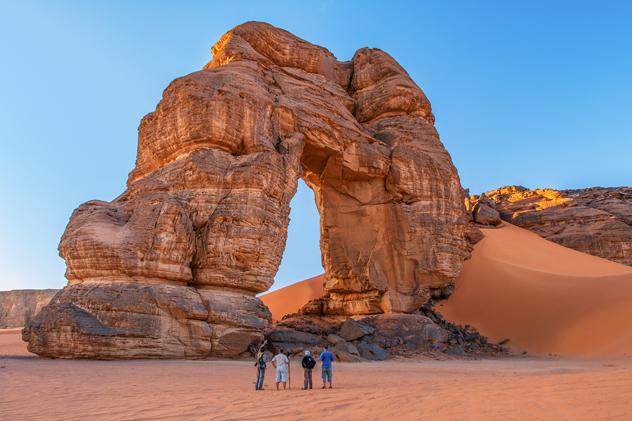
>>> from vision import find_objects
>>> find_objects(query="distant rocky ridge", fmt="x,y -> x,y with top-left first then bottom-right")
471,186 -> 632,266
0,290 -> 58,328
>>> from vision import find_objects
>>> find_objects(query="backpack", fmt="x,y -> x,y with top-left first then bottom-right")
258,355 -> 266,369
306,356 -> 316,369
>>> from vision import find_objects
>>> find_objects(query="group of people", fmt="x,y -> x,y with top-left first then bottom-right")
255,343 -> 334,391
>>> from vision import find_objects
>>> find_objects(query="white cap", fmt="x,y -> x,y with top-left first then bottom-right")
305,350 -> 311,356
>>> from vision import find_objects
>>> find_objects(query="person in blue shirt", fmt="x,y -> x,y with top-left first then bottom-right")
319,345 -> 335,389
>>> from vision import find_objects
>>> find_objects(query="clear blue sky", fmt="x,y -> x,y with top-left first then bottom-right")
1,1 -> 630,291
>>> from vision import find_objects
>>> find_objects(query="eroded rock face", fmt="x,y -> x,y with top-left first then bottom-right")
339,318 -> 375,341
25,21 -> 470,358
471,194 -> 502,226
0,289 -> 58,328
475,186 -> 632,266
23,282 -> 271,358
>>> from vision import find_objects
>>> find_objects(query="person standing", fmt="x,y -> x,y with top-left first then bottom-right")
286,351 -> 292,389
319,345 -> 335,389
271,348 -> 290,390
254,347 -> 267,391
253,339 -> 268,390
301,350 -> 316,390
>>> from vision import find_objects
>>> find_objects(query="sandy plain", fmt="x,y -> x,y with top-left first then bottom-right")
2,330 -> 632,421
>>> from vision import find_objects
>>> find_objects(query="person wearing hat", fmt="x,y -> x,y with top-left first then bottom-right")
301,350 -> 317,390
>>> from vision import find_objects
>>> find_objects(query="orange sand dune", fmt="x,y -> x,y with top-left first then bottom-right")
262,224 -> 632,357
261,274 -> 324,321
438,223 -> 632,357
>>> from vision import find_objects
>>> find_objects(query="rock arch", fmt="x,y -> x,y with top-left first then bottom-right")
24,22 -> 470,358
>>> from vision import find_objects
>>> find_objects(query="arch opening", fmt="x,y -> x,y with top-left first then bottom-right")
271,179 -> 323,293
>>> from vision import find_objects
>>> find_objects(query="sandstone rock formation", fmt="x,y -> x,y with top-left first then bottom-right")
25,22 -> 470,358
473,186 -> 632,266
0,289 -> 58,328
470,194 -> 502,226
267,312 -> 507,361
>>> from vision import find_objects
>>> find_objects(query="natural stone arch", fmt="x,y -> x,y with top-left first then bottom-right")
24,22 -> 470,358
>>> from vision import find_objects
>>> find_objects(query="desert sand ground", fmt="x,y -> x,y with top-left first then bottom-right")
2,330 -> 632,421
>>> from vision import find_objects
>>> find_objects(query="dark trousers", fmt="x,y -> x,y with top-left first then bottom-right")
256,367 -> 265,390
303,368 -> 313,389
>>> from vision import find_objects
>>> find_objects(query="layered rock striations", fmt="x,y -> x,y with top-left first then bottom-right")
0,289 -> 58,329
474,186 -> 632,266
25,22 -> 470,358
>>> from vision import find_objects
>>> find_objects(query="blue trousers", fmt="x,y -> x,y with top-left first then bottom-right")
256,367 -> 265,390
255,368 -> 266,390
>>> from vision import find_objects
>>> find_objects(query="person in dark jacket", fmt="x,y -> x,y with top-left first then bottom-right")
301,350 -> 316,390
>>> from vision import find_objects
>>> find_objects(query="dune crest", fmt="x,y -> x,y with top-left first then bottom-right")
437,223 -> 632,357
261,275 -> 324,321
472,185 -> 632,266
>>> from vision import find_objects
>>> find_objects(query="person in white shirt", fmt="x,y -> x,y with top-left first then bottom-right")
271,349 -> 290,390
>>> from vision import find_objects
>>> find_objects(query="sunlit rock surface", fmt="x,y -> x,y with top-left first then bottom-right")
25,22 -> 470,358
475,186 -> 632,266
